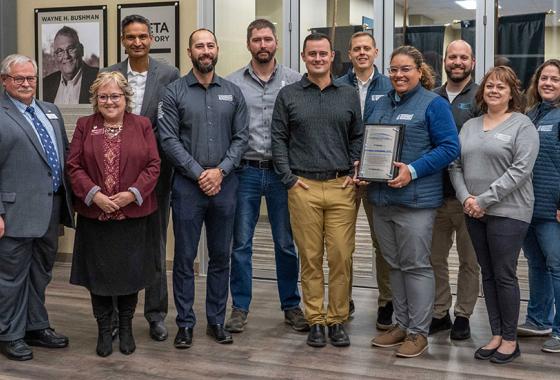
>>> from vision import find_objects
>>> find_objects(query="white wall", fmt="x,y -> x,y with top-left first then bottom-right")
215,0 -> 255,76
349,0 -> 374,26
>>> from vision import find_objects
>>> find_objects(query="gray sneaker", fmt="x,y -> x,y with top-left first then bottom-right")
284,307 -> 310,332
542,336 -> 560,353
517,322 -> 552,337
225,308 -> 248,333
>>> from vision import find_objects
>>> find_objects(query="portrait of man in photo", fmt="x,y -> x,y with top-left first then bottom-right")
42,26 -> 99,104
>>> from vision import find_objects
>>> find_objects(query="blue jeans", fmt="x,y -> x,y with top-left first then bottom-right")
522,218 -> 560,336
230,165 -> 301,312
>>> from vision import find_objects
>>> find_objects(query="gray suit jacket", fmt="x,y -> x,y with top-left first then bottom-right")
0,92 -> 74,238
103,57 -> 180,128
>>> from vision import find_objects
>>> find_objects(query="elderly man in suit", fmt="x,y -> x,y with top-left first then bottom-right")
103,14 -> 180,342
42,26 -> 98,105
0,54 -> 74,361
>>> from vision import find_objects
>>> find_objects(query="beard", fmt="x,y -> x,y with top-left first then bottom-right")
445,65 -> 473,83
192,54 -> 218,74
252,48 -> 276,64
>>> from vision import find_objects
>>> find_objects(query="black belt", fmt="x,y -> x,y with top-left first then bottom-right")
242,159 -> 273,169
292,169 -> 351,181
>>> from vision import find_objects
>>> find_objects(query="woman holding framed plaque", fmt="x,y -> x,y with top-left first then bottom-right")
450,66 -> 539,363
366,46 -> 460,358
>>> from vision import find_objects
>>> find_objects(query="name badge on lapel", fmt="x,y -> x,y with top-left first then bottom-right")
91,125 -> 104,136
45,113 -> 59,120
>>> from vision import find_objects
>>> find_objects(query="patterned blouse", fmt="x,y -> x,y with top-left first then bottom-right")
98,129 -> 126,221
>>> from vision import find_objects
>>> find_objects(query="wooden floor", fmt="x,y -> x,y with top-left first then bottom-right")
0,264 -> 557,380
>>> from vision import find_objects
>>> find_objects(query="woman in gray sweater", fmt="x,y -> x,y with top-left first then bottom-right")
449,66 -> 539,364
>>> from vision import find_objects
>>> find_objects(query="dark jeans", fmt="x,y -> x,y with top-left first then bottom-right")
522,218 -> 560,336
230,165 -> 300,312
465,214 -> 529,341
171,173 -> 238,328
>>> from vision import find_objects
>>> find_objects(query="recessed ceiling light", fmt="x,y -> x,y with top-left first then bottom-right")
455,1 -> 476,10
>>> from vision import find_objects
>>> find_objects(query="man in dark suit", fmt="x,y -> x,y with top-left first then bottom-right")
103,14 -> 180,342
42,26 -> 98,104
0,54 -> 74,361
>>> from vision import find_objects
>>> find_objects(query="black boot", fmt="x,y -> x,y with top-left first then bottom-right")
91,294 -> 114,357
118,293 -> 138,355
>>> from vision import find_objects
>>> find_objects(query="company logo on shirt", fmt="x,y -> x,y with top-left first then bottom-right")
371,95 -> 384,102
396,113 -> 414,121
495,133 -> 512,142
457,103 -> 471,110
218,94 -> 233,101
538,124 -> 553,132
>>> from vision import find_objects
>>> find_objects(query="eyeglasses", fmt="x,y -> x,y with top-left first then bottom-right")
4,75 -> 37,85
97,93 -> 125,103
387,65 -> 417,75
54,46 -> 79,58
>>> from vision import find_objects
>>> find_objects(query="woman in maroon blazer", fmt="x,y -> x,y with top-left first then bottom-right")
66,71 -> 160,357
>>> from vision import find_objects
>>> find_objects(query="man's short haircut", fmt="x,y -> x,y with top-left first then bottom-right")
121,14 -> 151,35
188,28 -> 218,48
348,31 -> 376,50
54,26 -> 80,44
302,33 -> 332,52
444,39 -> 474,59
246,19 -> 277,43
0,54 -> 37,75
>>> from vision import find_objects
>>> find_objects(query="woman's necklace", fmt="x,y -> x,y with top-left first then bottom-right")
104,121 -> 123,138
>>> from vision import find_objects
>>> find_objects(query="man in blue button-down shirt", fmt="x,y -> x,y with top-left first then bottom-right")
225,19 -> 307,335
158,29 -> 249,349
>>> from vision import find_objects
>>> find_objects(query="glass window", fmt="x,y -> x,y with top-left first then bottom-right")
496,0 -> 560,89
214,0 -> 284,76
394,0 -> 476,87
299,0 -> 375,77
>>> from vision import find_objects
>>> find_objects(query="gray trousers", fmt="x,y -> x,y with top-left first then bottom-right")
372,205 -> 436,336
144,154 -> 172,323
0,196 -> 61,341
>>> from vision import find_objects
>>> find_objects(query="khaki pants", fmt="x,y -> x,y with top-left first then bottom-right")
351,187 -> 392,307
288,177 -> 357,325
430,198 -> 480,319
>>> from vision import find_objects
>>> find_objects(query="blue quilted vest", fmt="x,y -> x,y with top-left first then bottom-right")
527,104 -> 560,221
335,66 -> 393,121
366,85 -> 444,208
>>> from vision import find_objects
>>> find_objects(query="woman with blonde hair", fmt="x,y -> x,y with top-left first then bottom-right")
67,71 -> 160,357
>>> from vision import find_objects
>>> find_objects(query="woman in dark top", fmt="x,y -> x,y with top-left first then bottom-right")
516,59 -> 560,354
67,71 -> 160,357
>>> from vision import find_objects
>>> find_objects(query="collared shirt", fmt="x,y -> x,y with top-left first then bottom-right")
7,94 -> 60,159
271,75 -> 364,188
54,68 -> 83,105
434,80 -> 481,197
227,61 -> 301,160
355,68 -> 374,115
127,60 -> 148,115
158,70 -> 249,181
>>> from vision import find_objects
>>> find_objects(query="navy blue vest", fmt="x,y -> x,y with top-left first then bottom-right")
366,85 -> 444,208
335,66 -> 392,121
527,104 -> 560,220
